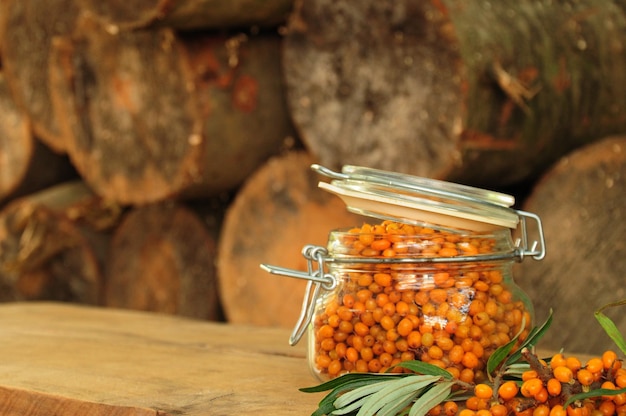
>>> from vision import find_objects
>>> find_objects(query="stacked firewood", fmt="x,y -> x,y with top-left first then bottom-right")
0,0 -> 624,354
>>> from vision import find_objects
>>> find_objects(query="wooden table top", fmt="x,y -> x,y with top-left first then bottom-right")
0,302 -> 323,415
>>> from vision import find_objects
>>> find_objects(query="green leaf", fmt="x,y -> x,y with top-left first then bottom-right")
392,361 -> 453,380
333,380 -> 390,409
301,373 -> 404,393
376,391 -> 420,416
486,336 -> 518,377
595,300 -> 626,355
356,375 -> 442,416
408,381 -> 454,416
564,387 -> 626,408
310,375 -> 404,416
505,310 -> 553,367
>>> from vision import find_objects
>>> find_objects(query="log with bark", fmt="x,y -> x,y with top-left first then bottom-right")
51,13 -> 295,204
0,181 -> 122,304
104,201 -> 223,321
0,72 -> 76,202
283,0 -> 626,188
0,0 -> 81,152
79,0 -> 294,31
516,136 -> 626,355
217,151 -> 363,327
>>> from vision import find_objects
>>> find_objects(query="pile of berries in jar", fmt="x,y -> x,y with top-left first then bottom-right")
311,219 -> 533,382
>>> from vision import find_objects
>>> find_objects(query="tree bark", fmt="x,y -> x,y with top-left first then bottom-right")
0,72 -> 76,202
79,0 -> 294,31
283,0 -> 626,188
516,136 -> 626,355
51,13 -> 294,204
217,150 -> 363,327
0,0 -> 81,152
105,201 -> 222,321
0,181 -> 122,304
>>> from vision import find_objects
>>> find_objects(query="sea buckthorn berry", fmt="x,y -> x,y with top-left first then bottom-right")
521,378 -> 544,398
551,353 -> 567,370
554,366 -> 574,383
459,409 -> 476,416
534,387 -> 549,403
498,381 -> 520,401
603,351 -> 619,371
550,405 -> 567,416
577,368 -> 595,386
443,401 -> 459,416
534,405 -> 551,416
598,400 -> 616,416
474,383 -> 494,400
566,356 -> 582,373
491,404 -> 508,416
586,357 -> 604,374
547,378 -> 562,397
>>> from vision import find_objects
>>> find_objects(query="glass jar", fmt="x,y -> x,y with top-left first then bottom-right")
262,165 -> 545,382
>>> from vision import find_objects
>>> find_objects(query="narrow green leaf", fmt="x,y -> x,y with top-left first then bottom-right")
486,337 -> 517,376
393,361 -> 453,380
301,373 -> 404,393
331,396 -> 369,415
505,310 -> 553,366
595,300 -> 626,355
333,380 -> 389,409
357,375 -> 442,416
315,376 -> 403,416
376,391 -> 421,416
408,381 -> 454,416
564,387 -> 626,408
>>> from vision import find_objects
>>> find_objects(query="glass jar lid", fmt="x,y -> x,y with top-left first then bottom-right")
312,164 -> 520,231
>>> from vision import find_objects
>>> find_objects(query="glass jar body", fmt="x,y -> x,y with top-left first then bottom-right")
308,221 -> 534,382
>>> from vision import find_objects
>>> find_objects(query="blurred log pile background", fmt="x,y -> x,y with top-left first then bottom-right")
0,0 -> 624,355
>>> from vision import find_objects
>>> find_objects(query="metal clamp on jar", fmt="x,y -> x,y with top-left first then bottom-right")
261,164 -> 545,381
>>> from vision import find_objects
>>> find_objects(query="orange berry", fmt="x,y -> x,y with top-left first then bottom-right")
604,351 -> 619,370
467,397 -> 488,411
521,378 -> 544,398
459,409 -> 476,416
474,383 -> 494,400
498,381 -> 520,401
598,400 -> 616,416
491,404 -> 508,416
462,351 -> 480,369
585,357 -> 604,374
547,378 -> 562,397
554,366 -> 574,383
534,405 -> 550,416
551,353 -> 567,370
522,369 -> 539,381
576,368 -> 594,386
443,401 -> 459,416
566,406 -> 584,416
566,356 -> 582,373
550,406 -> 567,416
397,318 -> 413,337
534,387 -> 549,403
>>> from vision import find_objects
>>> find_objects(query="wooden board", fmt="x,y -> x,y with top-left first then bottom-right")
0,302 -> 322,415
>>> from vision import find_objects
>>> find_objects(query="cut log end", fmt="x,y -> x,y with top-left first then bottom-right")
517,136 -> 626,355
105,202 -> 223,321
217,151 -> 364,328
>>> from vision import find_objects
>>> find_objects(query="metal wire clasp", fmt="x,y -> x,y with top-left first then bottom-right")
260,245 -> 337,345
513,210 -> 546,261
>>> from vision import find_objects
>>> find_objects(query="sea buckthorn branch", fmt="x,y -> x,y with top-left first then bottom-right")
302,303 -> 626,416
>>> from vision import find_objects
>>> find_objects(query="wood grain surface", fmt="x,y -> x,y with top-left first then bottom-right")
0,302 -> 322,415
